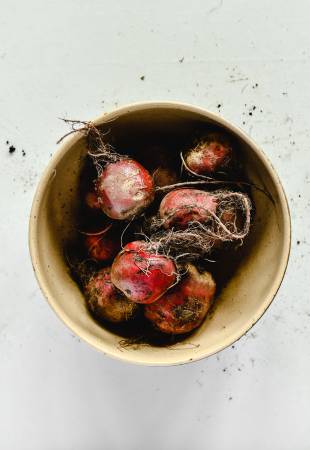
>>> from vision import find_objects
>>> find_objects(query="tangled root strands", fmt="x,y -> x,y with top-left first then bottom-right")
56,119 -> 92,144
118,336 -> 151,350
212,191 -> 252,240
147,191 -> 252,261
57,117 -> 116,144
150,228 -> 218,261
57,118 -> 124,175
118,336 -> 201,351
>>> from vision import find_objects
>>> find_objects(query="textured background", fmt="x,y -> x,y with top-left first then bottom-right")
0,1 -> 309,449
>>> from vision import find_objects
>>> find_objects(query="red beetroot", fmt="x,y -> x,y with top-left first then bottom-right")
84,267 -> 138,323
95,159 -> 155,220
159,188 -> 218,229
145,264 -> 216,334
111,241 -> 177,304
84,228 -> 120,262
184,132 -> 232,175
152,166 -> 178,187
85,191 -> 101,210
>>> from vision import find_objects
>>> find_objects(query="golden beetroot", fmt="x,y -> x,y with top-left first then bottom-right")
95,159 -> 154,220
84,267 -> 138,323
144,265 -> 216,334
111,241 -> 177,304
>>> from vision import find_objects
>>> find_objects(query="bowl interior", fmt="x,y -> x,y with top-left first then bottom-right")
29,103 -> 290,365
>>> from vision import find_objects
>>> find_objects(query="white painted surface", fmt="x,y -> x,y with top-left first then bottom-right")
0,1 -> 309,449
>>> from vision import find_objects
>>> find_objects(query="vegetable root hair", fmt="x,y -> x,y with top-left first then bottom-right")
146,190 -> 252,262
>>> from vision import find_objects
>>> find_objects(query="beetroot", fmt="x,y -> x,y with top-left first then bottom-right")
159,188 -> 218,229
144,265 -> 216,334
84,267 -> 138,323
184,132 -> 233,175
84,228 -> 120,262
111,241 -> 177,304
152,166 -> 178,187
85,191 -> 101,211
95,159 -> 154,220
155,189 -> 252,256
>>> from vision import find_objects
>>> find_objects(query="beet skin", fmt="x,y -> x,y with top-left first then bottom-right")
159,188 -> 218,229
111,241 -> 177,304
84,267 -> 138,323
184,132 -> 233,175
95,159 -> 155,220
144,264 -> 216,334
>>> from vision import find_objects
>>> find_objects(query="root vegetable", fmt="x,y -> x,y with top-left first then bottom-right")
152,189 -> 252,258
84,267 -> 138,323
144,264 -> 216,334
95,159 -> 155,220
159,188 -> 218,229
111,241 -> 177,304
152,166 -> 178,187
84,228 -> 120,262
184,132 -> 233,175
85,191 -> 101,210
63,122 -> 157,220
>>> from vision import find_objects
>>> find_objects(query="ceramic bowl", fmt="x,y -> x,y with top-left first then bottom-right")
29,102 -> 291,366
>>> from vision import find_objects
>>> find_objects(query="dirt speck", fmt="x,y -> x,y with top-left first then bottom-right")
140,75 -> 145,81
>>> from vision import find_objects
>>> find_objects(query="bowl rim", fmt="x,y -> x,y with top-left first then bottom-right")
29,101 -> 291,366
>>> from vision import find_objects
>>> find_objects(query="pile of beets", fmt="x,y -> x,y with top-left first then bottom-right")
67,123 -> 253,337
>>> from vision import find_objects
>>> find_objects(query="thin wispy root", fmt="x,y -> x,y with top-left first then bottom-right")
178,151 -> 274,202
57,119 -> 124,175
147,190 -> 252,261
